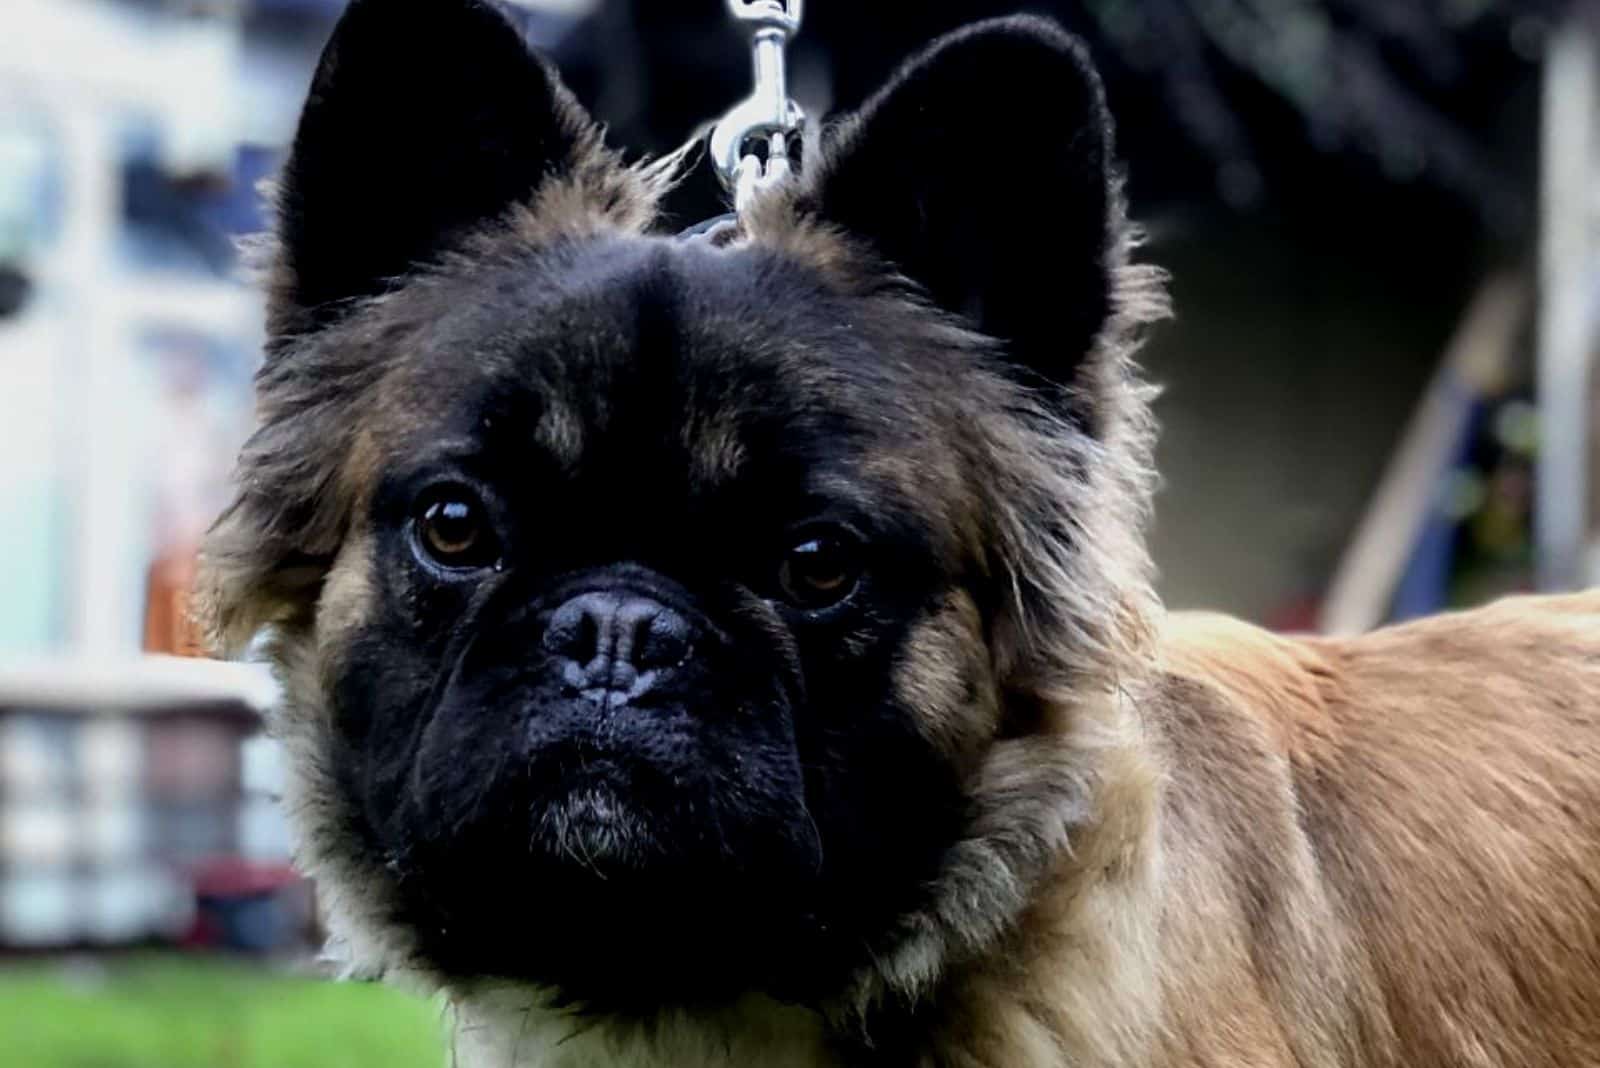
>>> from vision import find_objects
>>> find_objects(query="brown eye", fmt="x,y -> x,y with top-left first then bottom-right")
414,490 -> 496,570
777,529 -> 863,610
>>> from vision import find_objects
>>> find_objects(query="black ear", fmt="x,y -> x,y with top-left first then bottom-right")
275,0 -> 596,330
797,17 -> 1121,386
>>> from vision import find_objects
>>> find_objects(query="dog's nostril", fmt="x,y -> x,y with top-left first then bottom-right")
577,611 -> 600,665
622,600 -> 692,671
543,591 -> 693,697
543,595 -> 604,666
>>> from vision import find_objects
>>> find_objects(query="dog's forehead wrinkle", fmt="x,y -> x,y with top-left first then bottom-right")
390,235 -> 960,480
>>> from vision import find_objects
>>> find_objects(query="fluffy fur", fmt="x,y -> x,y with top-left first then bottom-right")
200,2 -> 1600,1065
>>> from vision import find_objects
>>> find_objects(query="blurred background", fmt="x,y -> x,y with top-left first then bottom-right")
0,0 -> 1596,1064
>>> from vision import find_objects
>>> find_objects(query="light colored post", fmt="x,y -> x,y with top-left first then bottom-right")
1537,11 -> 1600,591
1319,278 -> 1525,635
57,106 -> 145,655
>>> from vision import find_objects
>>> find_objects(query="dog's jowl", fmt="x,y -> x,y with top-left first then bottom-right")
200,1 -> 1600,1065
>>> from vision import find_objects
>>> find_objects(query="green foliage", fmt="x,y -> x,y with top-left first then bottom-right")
0,955 -> 447,1068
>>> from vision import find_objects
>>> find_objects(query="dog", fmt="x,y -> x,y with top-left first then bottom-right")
198,1 -> 1600,1065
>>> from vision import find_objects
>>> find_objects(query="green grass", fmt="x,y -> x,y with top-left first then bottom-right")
0,954 -> 448,1068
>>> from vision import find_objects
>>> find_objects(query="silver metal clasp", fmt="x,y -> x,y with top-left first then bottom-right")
708,0 -> 804,214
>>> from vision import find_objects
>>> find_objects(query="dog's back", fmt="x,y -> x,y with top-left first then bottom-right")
1157,593 -> 1600,1066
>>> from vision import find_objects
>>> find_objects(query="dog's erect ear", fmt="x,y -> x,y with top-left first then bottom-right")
796,17 -> 1122,387
274,0 -> 607,332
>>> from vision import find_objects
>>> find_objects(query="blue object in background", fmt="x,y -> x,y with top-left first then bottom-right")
201,893 -> 291,953
247,0 -> 346,15
1389,377 -> 1486,623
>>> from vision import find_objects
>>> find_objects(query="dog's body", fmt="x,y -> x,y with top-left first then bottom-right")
1146,597 -> 1600,1068
437,597 -> 1600,1068
200,1 -> 1600,1064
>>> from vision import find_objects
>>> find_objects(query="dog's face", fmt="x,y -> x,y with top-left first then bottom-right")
202,0 -> 1163,1012
326,238 -> 990,1000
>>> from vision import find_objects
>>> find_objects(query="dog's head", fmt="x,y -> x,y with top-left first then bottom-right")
201,0 -> 1164,1014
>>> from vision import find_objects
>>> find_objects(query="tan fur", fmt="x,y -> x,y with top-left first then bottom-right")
893,591 -> 999,765
452,987 -> 834,1068
934,593 -> 1600,1068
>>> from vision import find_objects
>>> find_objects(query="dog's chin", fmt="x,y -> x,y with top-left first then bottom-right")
532,782 -> 663,872
392,783 -> 829,1006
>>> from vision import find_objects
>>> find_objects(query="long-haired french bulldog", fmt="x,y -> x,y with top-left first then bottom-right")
199,1 -> 1600,1064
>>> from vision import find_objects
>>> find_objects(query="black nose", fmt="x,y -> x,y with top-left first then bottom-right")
542,591 -> 694,704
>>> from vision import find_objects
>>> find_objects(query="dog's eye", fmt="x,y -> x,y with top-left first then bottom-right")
413,489 -> 496,570
778,528 -> 864,611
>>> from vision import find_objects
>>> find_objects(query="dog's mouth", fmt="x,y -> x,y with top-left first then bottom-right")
389,779 -> 828,1005
391,726 -> 717,886
369,688 -> 833,1002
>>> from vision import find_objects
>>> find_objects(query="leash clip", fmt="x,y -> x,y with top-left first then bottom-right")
708,0 -> 804,215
